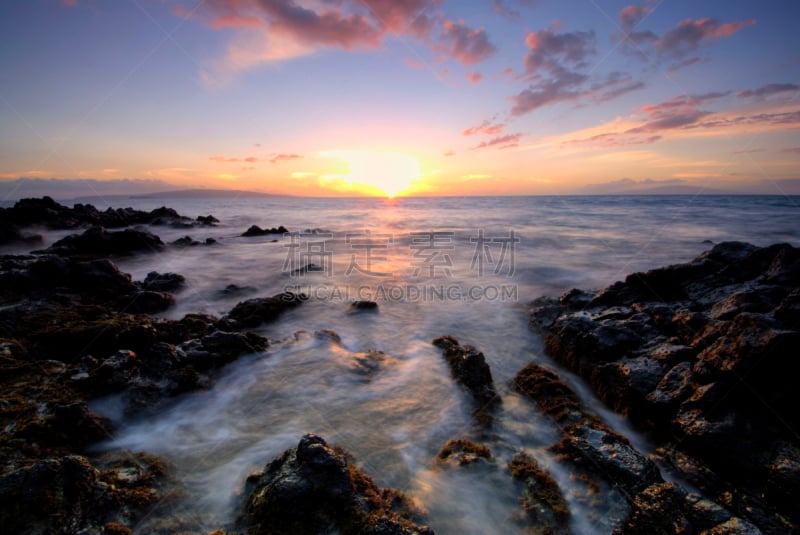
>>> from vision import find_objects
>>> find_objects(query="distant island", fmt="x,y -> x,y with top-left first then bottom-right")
131,188 -> 288,199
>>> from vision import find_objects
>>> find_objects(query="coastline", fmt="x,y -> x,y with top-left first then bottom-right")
1,197 -> 798,533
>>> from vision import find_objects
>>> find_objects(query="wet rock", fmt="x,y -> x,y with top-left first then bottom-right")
171,235 -> 201,247
196,214 -> 219,225
42,226 -> 164,257
351,300 -> 379,312
240,433 -> 433,535
0,455 -> 98,534
508,452 -> 570,533
200,330 -> 267,359
241,224 -> 288,237
436,439 -> 492,467
615,482 -> 690,535
140,271 -> 186,292
700,517 -> 762,535
219,283 -> 257,297
527,241 -> 800,531
349,350 -> 391,378
227,292 -> 307,328
512,363 -> 584,425
432,337 -> 500,425
121,290 -> 174,313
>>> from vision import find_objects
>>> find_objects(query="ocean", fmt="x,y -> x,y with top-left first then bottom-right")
4,194 -> 799,533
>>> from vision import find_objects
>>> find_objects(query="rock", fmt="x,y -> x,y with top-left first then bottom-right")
219,284 -> 257,297
508,452 -> 570,533
436,439 -> 492,467
351,300 -> 379,312
512,363 -> 584,425
42,226 -> 164,257
227,292 -> 307,328
616,482 -> 690,534
240,433 -> 433,535
122,290 -> 174,313
241,224 -> 288,237
140,271 -> 186,292
699,517 -> 762,535
171,235 -> 201,247
432,337 -> 500,426
0,455 -> 98,534
526,241 -> 800,531
196,214 -> 219,225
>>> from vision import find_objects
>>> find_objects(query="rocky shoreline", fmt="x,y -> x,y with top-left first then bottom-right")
1,197 -> 798,534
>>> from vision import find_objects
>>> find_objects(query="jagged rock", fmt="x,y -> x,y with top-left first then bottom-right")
241,224 -> 288,237
615,482 -> 690,534
527,242 -> 800,531
227,292 -> 307,328
436,439 -> 492,467
140,271 -> 186,292
122,290 -> 174,313
432,337 -> 500,426
240,433 -> 433,535
41,226 -> 164,257
508,452 -> 570,534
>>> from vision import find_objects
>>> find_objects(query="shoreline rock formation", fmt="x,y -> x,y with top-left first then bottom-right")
528,241 -> 800,532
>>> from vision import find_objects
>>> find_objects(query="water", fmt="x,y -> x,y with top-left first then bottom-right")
6,195 -> 800,532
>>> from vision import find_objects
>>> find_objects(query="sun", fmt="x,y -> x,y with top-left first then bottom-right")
319,149 -> 422,197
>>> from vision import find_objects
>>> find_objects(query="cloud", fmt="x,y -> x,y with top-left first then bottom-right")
210,155 -> 259,163
737,83 -> 800,99
466,71 -> 483,84
617,5 -> 755,61
463,119 -> 505,136
509,73 -> 586,116
563,132 -> 662,148
657,18 -> 756,58
270,153 -> 303,164
440,20 -> 497,66
189,0 -> 493,80
443,149 -> 455,156
63,0 -> 77,6
473,133 -> 524,150
508,27 -> 644,116
782,147 -> 800,154
523,28 -> 595,76
626,92 -> 730,133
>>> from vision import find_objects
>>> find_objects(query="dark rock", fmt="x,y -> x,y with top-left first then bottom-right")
140,271 -> 186,292
171,235 -> 201,247
615,482 -> 690,535
219,284 -> 257,297
432,338 -> 500,426
351,300 -> 379,312
121,290 -> 174,313
196,215 -> 219,225
227,292 -> 307,328
436,439 -> 492,467
240,433 -> 433,535
241,224 -> 288,237
42,226 -> 164,257
512,363 -> 584,425
508,452 -> 570,533
527,241 -> 800,532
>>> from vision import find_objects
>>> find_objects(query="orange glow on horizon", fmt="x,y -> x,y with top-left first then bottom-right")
319,149 -> 423,197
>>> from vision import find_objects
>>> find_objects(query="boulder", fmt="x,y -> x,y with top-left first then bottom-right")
42,226 -> 164,256
240,433 -> 433,535
227,292 -> 307,328
241,224 -> 289,237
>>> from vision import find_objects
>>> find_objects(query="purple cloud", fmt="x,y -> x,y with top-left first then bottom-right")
463,119 -> 506,136
737,83 -> 800,99
440,20 -> 497,66
473,133 -> 524,150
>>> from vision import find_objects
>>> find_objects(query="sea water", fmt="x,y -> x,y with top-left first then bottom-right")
4,195 -> 799,533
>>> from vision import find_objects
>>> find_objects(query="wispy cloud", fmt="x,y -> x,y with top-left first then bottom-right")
737,83 -> 800,99
463,119 -> 506,136
473,133 -> 524,150
270,153 -> 303,164
210,155 -> 259,163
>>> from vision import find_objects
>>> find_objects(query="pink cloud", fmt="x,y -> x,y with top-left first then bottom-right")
466,71 -> 483,84
473,133 -> 524,150
463,120 -> 505,136
563,132 -> 662,148
270,153 -> 303,164
737,83 -> 799,99
210,155 -> 260,163
523,28 -> 595,75
657,17 -> 756,57
63,0 -> 77,5
626,93 -> 730,133
440,20 -> 497,66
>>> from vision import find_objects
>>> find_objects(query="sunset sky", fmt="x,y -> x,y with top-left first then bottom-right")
1,0 -> 799,197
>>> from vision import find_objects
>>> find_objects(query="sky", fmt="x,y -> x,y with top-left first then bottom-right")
1,0 -> 799,198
